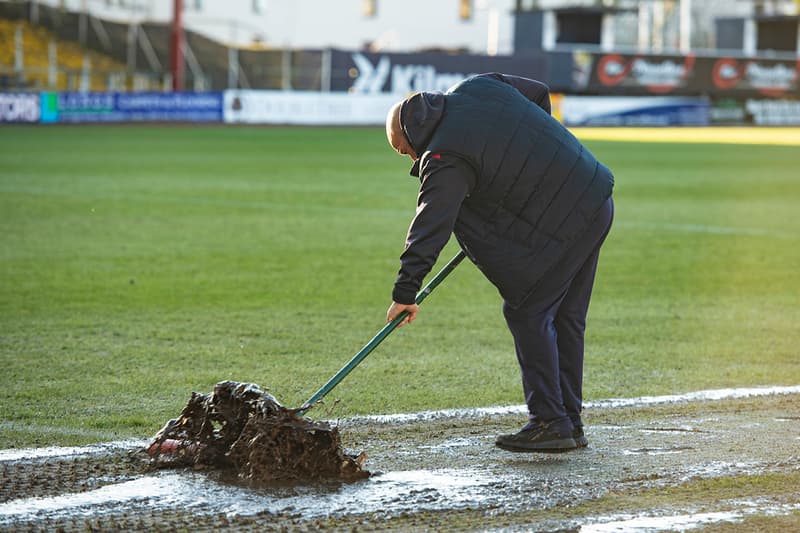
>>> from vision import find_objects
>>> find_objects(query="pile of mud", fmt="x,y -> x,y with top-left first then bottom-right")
146,381 -> 368,484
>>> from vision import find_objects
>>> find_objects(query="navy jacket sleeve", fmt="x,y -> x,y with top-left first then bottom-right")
393,155 -> 473,304
480,72 -> 551,115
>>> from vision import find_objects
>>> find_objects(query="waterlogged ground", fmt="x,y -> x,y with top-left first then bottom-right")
1,390 -> 798,531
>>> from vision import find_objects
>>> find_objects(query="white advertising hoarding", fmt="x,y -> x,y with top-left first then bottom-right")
225,91 -> 714,127
224,90 -> 399,125
0,93 -> 40,123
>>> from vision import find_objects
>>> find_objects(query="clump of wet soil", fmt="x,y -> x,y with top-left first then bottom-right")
146,381 -> 368,483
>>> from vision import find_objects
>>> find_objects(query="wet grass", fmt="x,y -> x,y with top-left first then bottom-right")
1,125 -> 799,448
702,512 -> 800,532
560,471 -> 800,520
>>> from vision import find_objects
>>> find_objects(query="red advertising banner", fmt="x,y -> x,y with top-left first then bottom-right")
575,52 -> 800,97
575,52 -> 697,95
710,57 -> 800,97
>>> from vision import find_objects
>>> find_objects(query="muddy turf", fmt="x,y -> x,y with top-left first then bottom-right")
1,392 -> 798,531
146,381 -> 368,484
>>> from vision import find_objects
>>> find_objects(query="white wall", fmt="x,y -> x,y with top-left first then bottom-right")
33,0 -> 799,54
37,0 -> 516,54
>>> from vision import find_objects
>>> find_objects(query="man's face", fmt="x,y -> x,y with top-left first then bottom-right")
386,102 -> 418,161
389,128 -> 418,161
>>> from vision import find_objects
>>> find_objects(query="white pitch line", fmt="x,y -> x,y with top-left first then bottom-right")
340,385 -> 800,426
586,385 -> 800,409
0,421 -> 123,440
0,439 -> 148,463
1,385 -> 798,461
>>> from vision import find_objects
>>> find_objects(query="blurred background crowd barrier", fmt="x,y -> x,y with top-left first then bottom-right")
1,0 -> 799,125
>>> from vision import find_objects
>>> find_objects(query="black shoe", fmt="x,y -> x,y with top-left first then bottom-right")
573,427 -> 589,448
495,423 -> 578,453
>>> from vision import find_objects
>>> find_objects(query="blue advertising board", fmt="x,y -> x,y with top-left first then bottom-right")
40,92 -> 223,123
559,96 -> 710,127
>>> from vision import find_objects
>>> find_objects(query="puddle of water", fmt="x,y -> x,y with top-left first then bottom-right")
0,467 -> 504,525
418,437 -> 479,451
579,501 -> 800,533
640,427 -> 703,434
622,447 -> 692,456
580,511 -> 742,532
0,472 -> 189,521
678,461 -> 760,482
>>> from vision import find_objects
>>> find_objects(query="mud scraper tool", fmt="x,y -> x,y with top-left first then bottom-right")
297,250 -> 467,415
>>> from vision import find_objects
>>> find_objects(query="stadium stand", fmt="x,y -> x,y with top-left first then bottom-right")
0,17 -> 127,90
0,1 -> 324,91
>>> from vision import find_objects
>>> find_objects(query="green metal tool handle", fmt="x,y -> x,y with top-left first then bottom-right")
298,249 -> 467,414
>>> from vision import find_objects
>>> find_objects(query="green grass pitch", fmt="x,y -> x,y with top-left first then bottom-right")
1,125 -> 798,448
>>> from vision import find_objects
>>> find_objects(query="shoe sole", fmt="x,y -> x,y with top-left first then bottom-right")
495,437 -> 578,453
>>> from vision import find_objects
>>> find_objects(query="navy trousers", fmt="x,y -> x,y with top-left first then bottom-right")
502,197 -> 614,433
